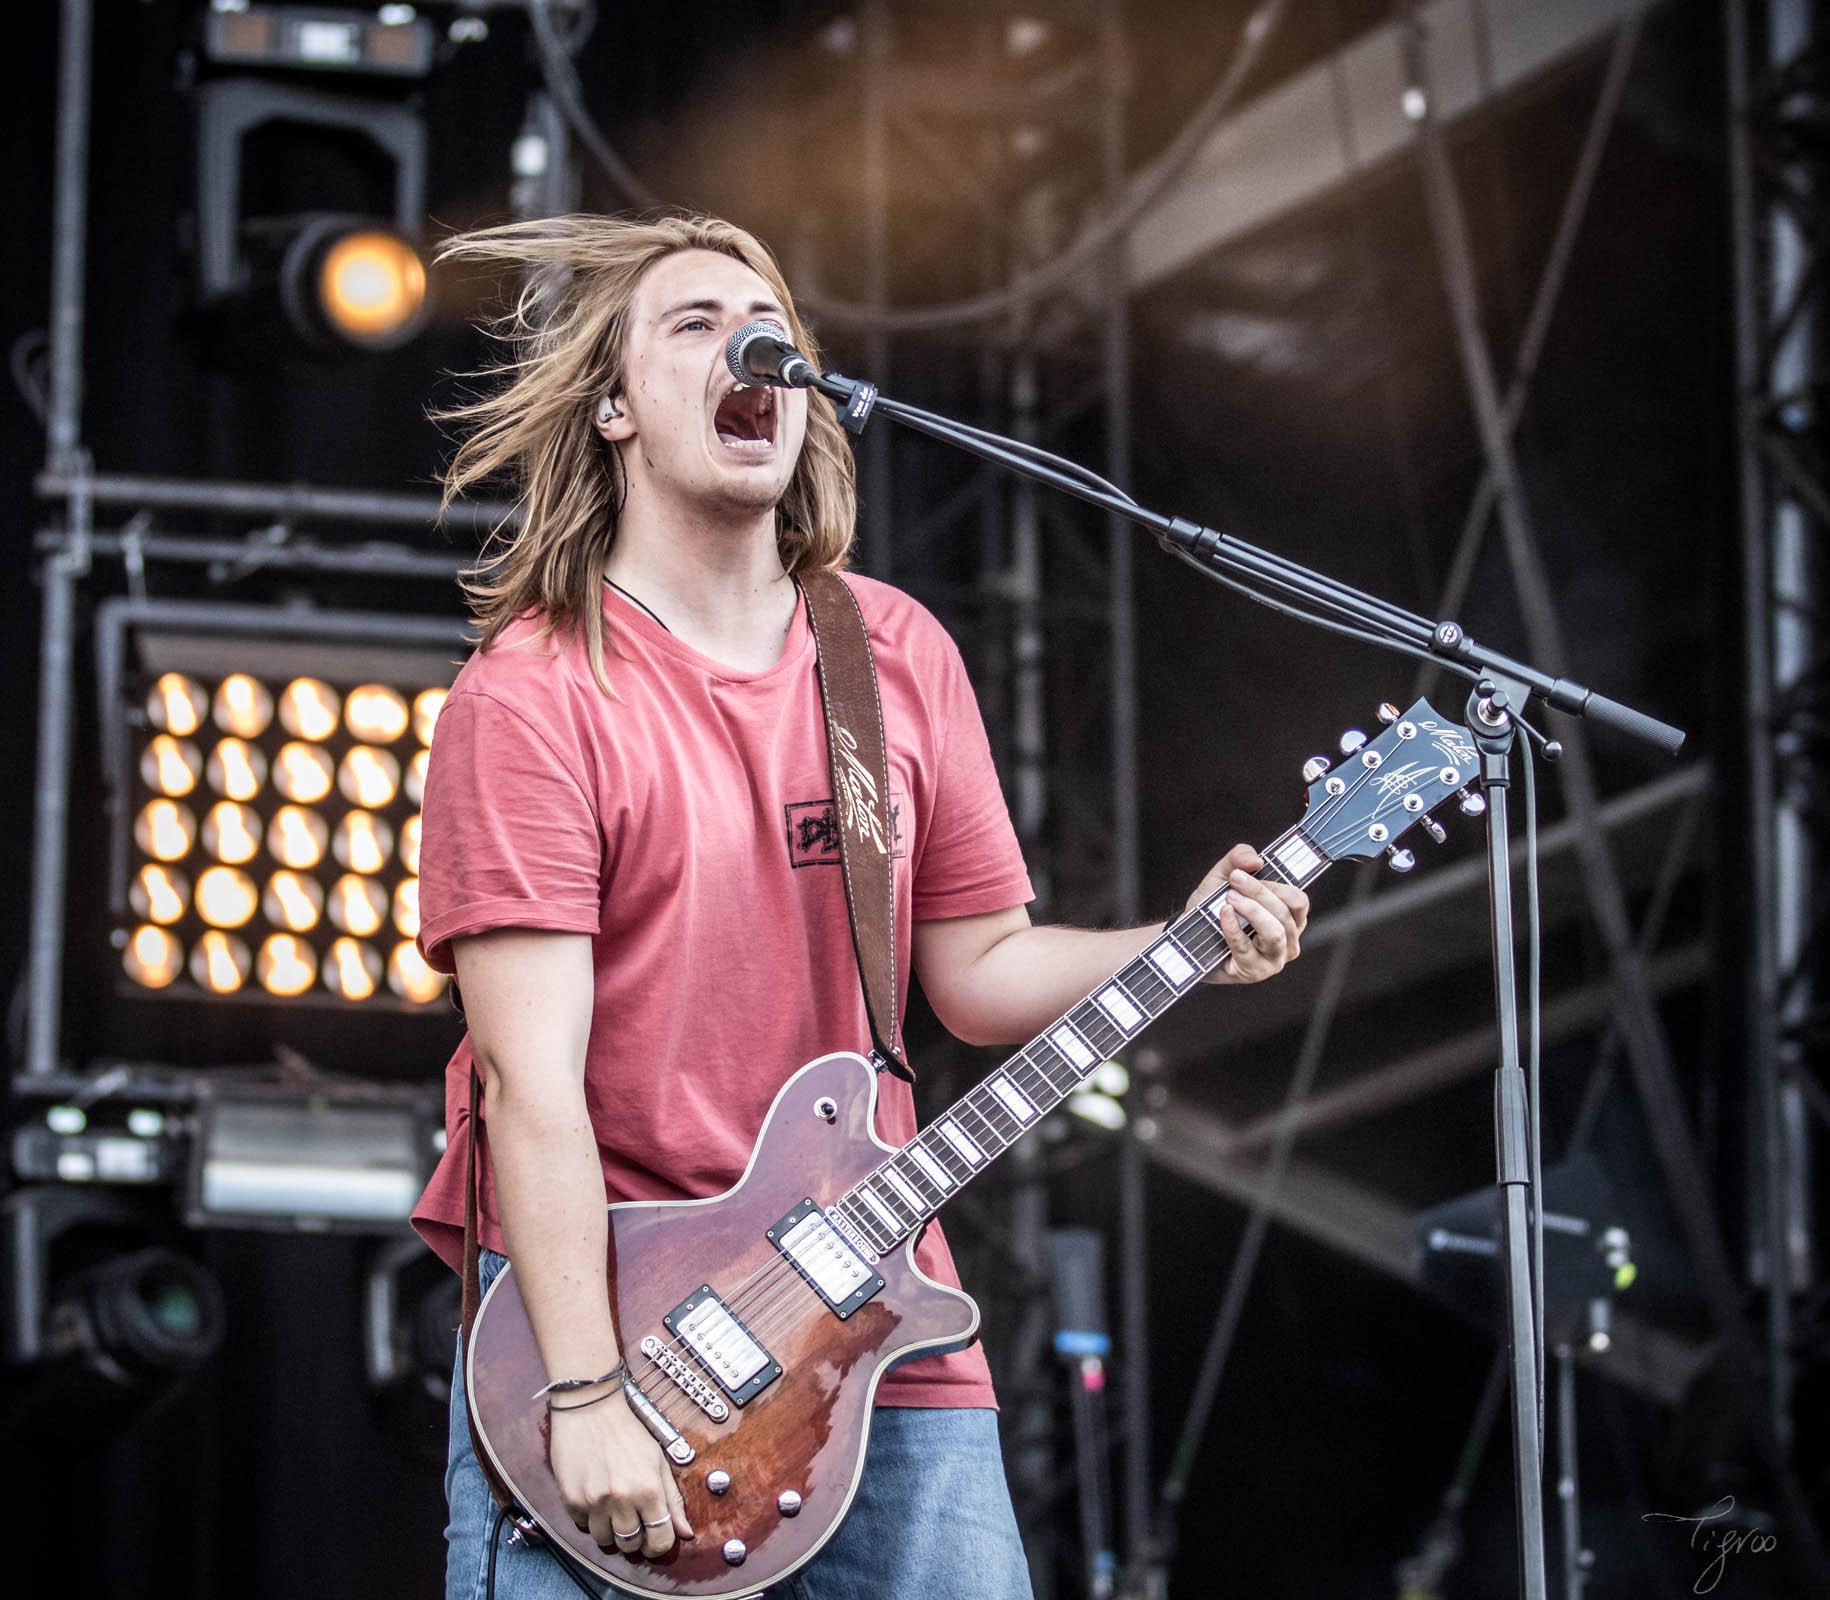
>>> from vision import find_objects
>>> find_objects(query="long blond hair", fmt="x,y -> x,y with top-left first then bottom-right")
433,212 -> 856,690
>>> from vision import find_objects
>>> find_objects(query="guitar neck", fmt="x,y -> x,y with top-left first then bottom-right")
833,822 -> 1335,1254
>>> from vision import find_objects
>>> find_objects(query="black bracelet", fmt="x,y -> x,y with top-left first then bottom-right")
533,1361 -> 627,1400
547,1381 -> 630,1414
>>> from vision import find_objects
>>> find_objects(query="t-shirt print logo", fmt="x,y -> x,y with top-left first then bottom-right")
785,789 -> 908,868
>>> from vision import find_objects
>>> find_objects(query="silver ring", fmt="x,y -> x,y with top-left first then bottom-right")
641,1516 -> 671,1528
611,1524 -> 641,1542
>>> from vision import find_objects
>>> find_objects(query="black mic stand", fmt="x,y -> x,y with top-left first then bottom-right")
806,364 -> 1683,1600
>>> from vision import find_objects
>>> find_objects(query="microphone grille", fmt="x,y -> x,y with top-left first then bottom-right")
724,319 -> 791,384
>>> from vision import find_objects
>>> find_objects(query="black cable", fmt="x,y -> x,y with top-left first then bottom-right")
1169,548 -> 1482,688
487,1506 -> 507,1599
866,392 -> 1441,649
528,0 -> 1292,334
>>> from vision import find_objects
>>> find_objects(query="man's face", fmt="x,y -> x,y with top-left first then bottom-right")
603,248 -> 810,521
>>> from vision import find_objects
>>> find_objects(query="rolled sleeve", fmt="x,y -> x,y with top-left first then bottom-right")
416,690 -> 603,972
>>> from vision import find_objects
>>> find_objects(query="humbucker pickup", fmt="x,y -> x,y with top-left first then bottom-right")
767,1197 -> 885,1320
662,1286 -> 781,1409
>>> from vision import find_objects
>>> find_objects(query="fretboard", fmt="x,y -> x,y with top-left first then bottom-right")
831,824 -> 1334,1255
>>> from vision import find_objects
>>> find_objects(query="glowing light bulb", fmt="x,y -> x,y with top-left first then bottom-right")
263,870 -> 324,933
388,939 -> 444,1004
202,800 -> 262,865
328,873 -> 387,937
392,877 -> 420,937
412,687 -> 447,746
135,799 -> 197,862
267,806 -> 329,870
123,924 -> 183,988
130,863 -> 189,925
190,930 -> 251,994
207,737 -> 267,801
212,673 -> 273,738
338,744 -> 401,809
344,684 -> 410,744
399,813 -> 422,874
195,865 -> 260,929
334,811 -> 393,875
324,937 -> 381,1001
256,933 -> 317,998
405,747 -> 431,805
147,673 -> 206,736
279,677 -> 340,741
273,741 -> 335,804
141,734 -> 202,797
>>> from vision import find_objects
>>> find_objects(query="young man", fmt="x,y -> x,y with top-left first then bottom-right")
411,213 -> 1309,1600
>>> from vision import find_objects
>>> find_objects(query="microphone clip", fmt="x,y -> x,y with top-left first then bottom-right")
818,373 -> 878,436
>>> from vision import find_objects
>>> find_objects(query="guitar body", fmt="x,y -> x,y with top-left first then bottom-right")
467,1052 -> 981,1598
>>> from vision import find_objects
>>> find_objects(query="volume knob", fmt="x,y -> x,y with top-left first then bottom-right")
723,1539 -> 748,1566
778,1489 -> 803,1517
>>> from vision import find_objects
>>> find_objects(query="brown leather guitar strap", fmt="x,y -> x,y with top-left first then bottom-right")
797,569 -> 915,1083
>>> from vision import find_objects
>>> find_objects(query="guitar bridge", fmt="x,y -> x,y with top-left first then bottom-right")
640,1335 -> 730,1421
662,1286 -> 781,1409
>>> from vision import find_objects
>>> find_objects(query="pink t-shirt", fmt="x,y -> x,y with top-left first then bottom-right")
410,572 -> 1034,1408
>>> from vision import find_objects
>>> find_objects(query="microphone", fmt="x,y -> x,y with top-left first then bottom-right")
725,320 -> 816,389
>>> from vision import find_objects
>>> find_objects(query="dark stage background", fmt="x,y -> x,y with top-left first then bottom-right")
4,3 -> 1816,1598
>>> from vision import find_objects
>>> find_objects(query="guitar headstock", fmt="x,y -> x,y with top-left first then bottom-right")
1296,699 -> 1484,871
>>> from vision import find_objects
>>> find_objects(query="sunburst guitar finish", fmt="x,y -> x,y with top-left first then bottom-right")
467,1052 -> 979,1598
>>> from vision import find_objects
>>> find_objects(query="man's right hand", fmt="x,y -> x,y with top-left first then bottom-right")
549,1391 -> 694,1558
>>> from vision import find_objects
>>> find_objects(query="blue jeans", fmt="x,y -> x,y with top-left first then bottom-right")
445,1249 -> 1034,1600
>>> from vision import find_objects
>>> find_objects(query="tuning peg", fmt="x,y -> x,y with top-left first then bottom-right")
1377,702 -> 1401,724
1385,846 -> 1416,873
1339,729 -> 1367,755
1301,755 -> 1332,783
1457,788 -> 1487,817
1420,815 -> 1447,845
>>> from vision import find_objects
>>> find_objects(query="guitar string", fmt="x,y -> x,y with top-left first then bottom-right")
626,753 -> 1440,1430
686,755 -> 1446,1366
618,744 -> 1452,1423
619,747 -> 1434,1425
632,776 -> 1442,1432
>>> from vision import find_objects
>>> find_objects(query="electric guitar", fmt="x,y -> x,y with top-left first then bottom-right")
466,698 -> 1482,1597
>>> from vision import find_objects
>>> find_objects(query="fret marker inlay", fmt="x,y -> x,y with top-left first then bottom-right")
937,1120 -> 985,1165
1049,1024 -> 1096,1069
1147,941 -> 1197,987
1272,837 -> 1322,879
883,1167 -> 925,1211
990,1075 -> 1038,1122
1095,984 -> 1144,1032
910,1144 -> 955,1189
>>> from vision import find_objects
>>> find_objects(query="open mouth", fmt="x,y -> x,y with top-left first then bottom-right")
713,384 -> 777,451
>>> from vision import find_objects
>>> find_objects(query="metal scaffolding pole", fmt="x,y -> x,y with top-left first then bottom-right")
1727,0 -> 1826,1488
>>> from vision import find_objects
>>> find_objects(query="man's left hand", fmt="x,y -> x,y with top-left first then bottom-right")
1184,843 -> 1309,985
